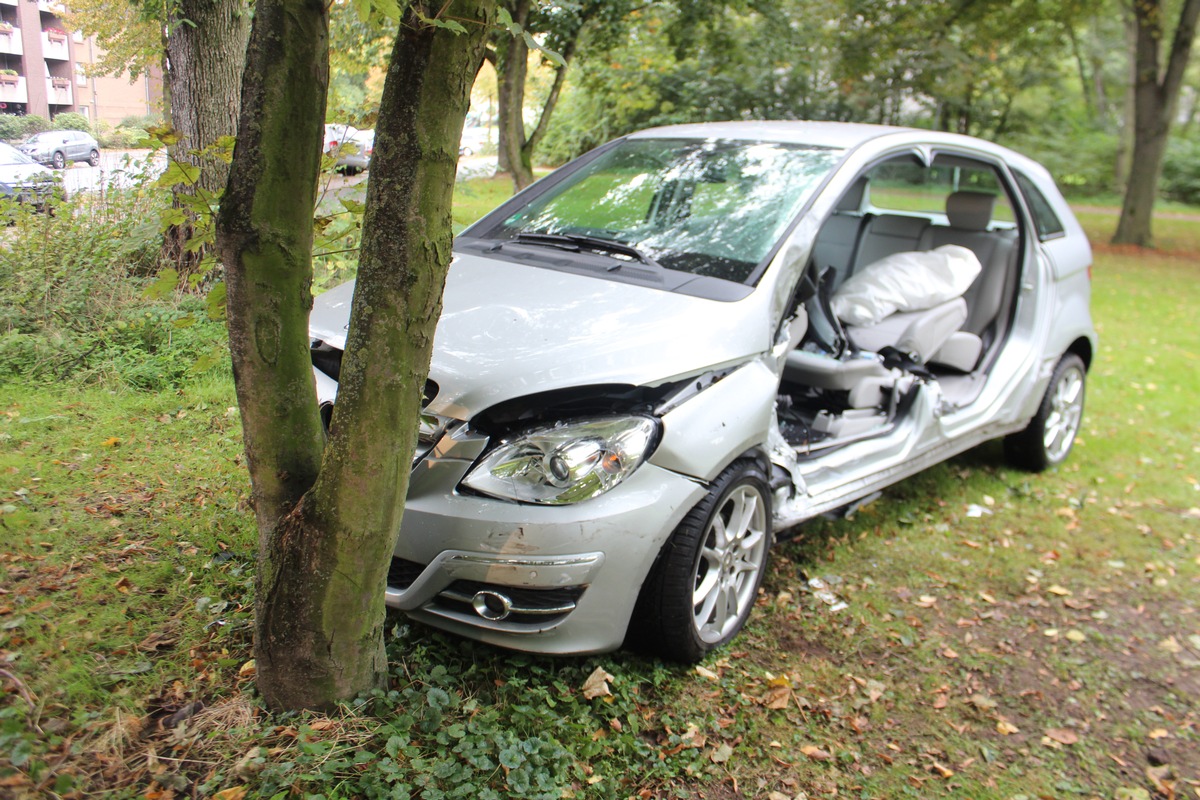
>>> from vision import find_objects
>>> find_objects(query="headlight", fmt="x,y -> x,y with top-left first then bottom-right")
462,416 -> 659,505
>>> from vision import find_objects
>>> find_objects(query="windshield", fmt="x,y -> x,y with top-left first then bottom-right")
0,143 -> 35,165
487,137 -> 843,284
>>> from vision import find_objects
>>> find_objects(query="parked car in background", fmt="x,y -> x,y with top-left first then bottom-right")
0,142 -> 61,209
310,121 -> 1096,662
459,125 -> 489,157
324,124 -> 374,175
19,130 -> 100,169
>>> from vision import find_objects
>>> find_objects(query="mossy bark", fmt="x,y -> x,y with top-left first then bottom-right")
218,0 -> 495,711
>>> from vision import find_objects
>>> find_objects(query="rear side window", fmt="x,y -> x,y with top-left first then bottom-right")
1013,171 -> 1065,240
866,157 -> 1017,224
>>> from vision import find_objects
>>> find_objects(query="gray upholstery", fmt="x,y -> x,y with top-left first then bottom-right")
853,214 -> 930,272
918,192 -> 1017,339
844,298 -> 968,363
945,191 -> 995,231
931,331 -> 983,372
811,178 -> 870,273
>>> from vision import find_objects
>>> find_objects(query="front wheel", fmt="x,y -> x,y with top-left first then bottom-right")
51,151 -> 66,170
628,460 -> 772,662
1004,353 -> 1086,472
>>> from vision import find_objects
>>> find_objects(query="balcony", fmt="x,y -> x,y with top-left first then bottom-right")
0,0 -> 15,7
0,75 -> 28,104
0,26 -> 21,56
42,30 -> 68,60
45,75 -> 71,105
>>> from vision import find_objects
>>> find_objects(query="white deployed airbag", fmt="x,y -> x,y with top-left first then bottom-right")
830,245 -> 982,326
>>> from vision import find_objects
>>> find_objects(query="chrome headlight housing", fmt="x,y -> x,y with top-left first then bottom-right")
462,416 -> 660,505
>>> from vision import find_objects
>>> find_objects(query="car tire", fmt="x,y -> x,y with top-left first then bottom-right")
1004,353 -> 1086,472
628,460 -> 772,663
460,146 -> 474,157
88,149 -> 100,167
51,151 -> 66,170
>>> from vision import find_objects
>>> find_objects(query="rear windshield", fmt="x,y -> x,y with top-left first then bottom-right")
483,137 -> 843,284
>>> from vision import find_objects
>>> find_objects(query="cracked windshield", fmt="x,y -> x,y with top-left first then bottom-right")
494,138 -> 844,283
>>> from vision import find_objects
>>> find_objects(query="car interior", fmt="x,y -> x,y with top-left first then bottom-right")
777,152 -> 1026,454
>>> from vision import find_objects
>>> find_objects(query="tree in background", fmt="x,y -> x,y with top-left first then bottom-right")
1112,0 -> 1200,247
65,0 -> 249,272
216,0 -> 494,711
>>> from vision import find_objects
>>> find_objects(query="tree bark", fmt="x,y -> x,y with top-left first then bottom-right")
218,0 -> 494,712
163,0 -> 250,272
1113,0 -> 1200,246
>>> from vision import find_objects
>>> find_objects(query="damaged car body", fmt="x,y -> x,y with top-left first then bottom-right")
309,121 -> 1095,662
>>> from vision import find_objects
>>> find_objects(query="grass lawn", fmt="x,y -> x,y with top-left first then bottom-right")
1,196 -> 1197,799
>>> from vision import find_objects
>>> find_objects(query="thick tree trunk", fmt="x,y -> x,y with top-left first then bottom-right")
218,0 -> 494,712
1113,0 -> 1200,246
216,0 -> 331,708
163,0 -> 250,272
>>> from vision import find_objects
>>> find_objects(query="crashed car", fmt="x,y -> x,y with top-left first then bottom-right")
309,121 -> 1095,662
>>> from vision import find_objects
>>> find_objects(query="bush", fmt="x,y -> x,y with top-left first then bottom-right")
0,114 -> 24,141
0,174 -> 227,391
94,122 -> 148,149
19,114 -> 49,136
50,111 -> 92,132
1161,137 -> 1200,206
117,113 -> 162,131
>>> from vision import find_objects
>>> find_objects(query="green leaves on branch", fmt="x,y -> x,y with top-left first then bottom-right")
498,7 -> 565,66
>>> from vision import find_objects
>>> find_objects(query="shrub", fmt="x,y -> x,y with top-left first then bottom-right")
94,122 -> 147,149
1161,137 -> 1200,206
117,113 -> 162,131
20,114 -> 49,136
0,114 -> 24,141
0,172 -> 227,391
50,111 -> 92,132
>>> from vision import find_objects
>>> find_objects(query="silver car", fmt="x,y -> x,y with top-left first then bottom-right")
18,130 -> 100,169
309,122 -> 1095,662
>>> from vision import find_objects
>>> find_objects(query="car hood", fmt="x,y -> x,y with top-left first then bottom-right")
309,253 -> 770,418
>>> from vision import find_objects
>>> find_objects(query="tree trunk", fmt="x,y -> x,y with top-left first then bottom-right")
1113,0 -> 1200,246
499,0 -> 532,189
218,0 -> 494,712
163,0 -> 250,272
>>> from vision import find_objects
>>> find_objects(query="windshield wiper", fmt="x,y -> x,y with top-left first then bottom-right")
512,232 -> 663,271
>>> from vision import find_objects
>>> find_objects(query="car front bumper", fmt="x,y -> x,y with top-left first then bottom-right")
383,424 -> 709,654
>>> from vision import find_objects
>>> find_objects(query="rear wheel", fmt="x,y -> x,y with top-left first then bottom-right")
88,149 -> 100,167
628,460 -> 772,662
1004,353 -> 1086,471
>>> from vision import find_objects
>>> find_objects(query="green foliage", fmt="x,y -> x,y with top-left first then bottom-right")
50,111 -> 93,132
1006,126 -> 1120,196
1161,137 -> 1200,205
0,168 -> 227,391
95,123 -> 147,149
18,114 -> 49,136
117,113 -> 164,130
0,114 -> 25,141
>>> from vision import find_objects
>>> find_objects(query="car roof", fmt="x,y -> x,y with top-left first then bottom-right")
627,120 -> 919,149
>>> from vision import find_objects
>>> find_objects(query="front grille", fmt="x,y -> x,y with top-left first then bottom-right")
388,557 -> 426,590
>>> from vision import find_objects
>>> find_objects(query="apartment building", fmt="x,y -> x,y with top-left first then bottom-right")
0,0 -> 161,125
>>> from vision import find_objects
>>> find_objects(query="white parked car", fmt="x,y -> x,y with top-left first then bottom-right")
309,121 -> 1095,662
323,124 -> 373,175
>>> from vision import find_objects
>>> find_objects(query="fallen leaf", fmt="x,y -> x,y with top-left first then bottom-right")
978,591 -> 996,603
1047,585 -> 1072,596
1045,728 -> 1079,745
695,665 -> 720,681
1145,765 -> 1174,797
996,720 -> 1019,735
941,647 -> 959,659
582,667 -> 614,699
1158,637 -> 1182,654
967,693 -> 997,710
710,743 -> 734,763
930,762 -> 955,778
212,787 -> 247,800
238,660 -> 256,679
1065,629 -> 1086,643
800,745 -> 833,760
101,436 -> 121,448
1147,728 -> 1169,740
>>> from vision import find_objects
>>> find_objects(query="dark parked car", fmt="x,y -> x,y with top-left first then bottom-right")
19,130 -> 100,169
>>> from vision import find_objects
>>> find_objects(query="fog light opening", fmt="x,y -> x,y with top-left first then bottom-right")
472,590 -> 513,621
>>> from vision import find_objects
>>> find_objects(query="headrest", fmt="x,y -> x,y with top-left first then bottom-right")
946,191 -> 995,231
836,177 -> 869,212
